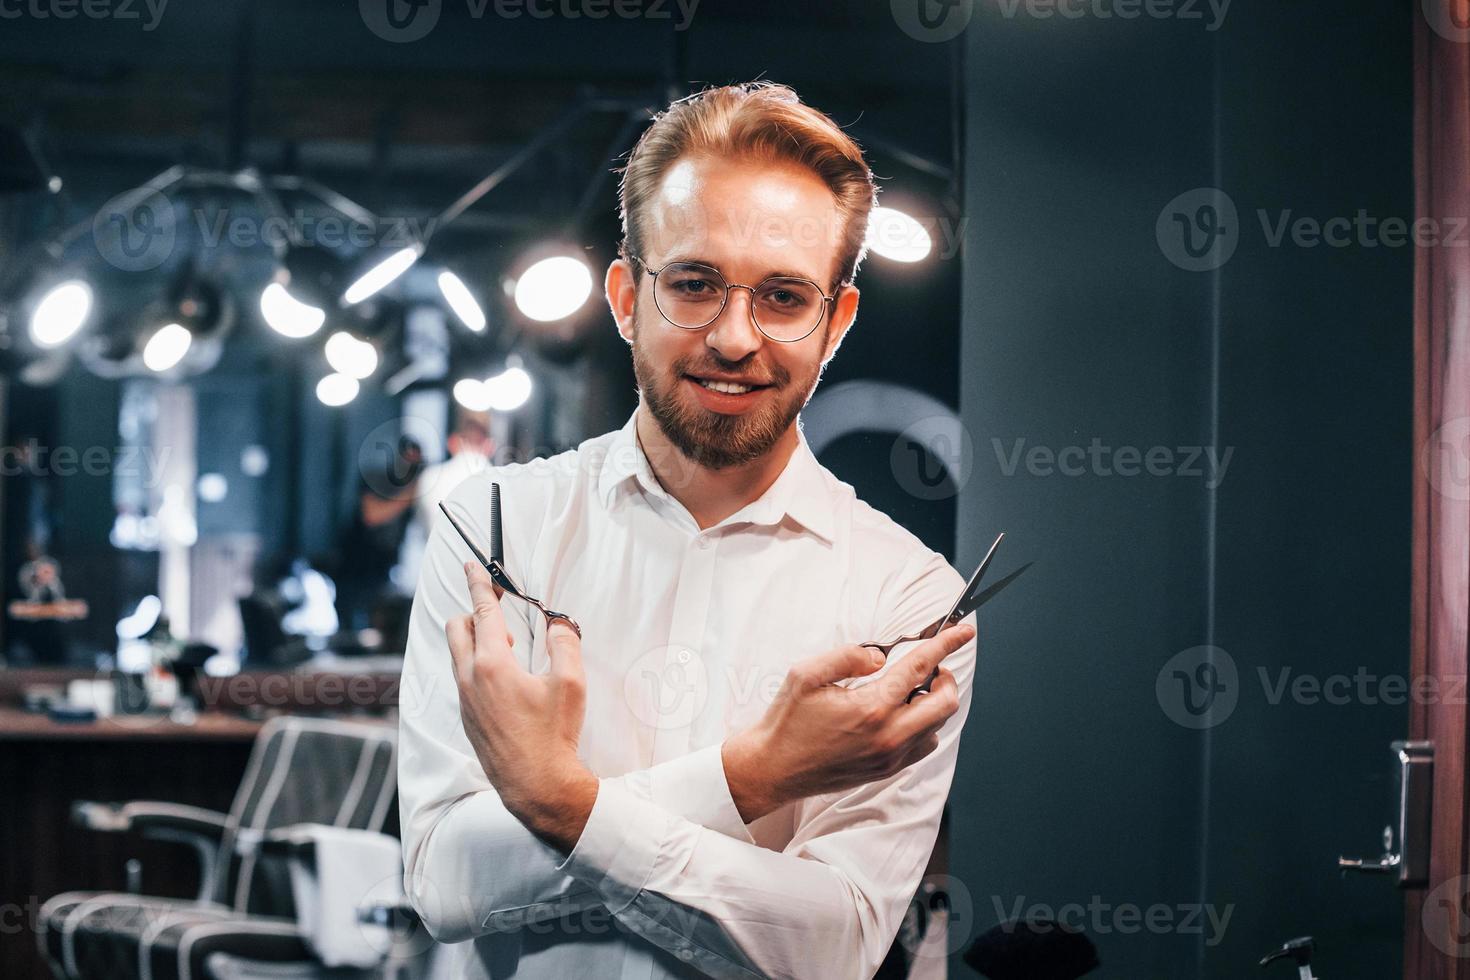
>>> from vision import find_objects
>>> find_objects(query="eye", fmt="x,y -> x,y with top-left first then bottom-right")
669,276 -> 718,297
758,281 -> 816,311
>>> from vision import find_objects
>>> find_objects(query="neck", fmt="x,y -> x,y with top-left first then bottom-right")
634,401 -> 799,531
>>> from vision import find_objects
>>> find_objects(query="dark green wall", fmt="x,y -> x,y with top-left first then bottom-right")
954,4 -> 1411,977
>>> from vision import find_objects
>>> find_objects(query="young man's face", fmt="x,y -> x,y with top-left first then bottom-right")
609,153 -> 860,470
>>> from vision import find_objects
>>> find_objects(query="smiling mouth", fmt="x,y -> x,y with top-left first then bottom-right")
684,374 -> 773,395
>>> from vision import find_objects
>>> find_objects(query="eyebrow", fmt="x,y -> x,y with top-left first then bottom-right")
672,256 -> 827,286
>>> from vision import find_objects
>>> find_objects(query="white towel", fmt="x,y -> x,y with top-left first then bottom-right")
284,825 -> 403,968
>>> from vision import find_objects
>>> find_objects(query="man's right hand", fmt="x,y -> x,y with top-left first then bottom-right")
720,622 -> 974,824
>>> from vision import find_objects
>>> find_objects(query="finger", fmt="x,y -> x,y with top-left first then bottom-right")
897,731 -> 942,771
463,562 -> 512,662
545,618 -> 584,682
883,623 -> 973,704
797,644 -> 887,688
445,615 -> 476,682
890,668 -> 960,739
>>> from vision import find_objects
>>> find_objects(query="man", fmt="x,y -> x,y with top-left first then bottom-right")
399,81 -> 977,979
335,436 -> 423,630
412,408 -> 495,536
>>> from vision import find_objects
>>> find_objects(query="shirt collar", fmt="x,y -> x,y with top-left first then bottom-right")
597,409 -> 836,544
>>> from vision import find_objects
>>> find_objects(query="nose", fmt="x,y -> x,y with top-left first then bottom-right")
703,286 -> 764,363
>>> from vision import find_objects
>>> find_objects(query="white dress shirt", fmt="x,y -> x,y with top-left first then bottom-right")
398,408 -> 977,980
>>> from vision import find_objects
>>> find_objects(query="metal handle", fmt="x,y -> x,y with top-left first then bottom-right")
1336,852 -> 1401,874
1337,740 -> 1433,887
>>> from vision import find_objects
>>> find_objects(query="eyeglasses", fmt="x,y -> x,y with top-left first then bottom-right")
631,255 -> 836,344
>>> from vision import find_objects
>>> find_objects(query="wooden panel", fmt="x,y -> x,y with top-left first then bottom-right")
0,734 -> 253,980
1406,4 -> 1470,978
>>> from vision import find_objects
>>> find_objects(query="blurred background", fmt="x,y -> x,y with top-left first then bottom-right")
2,1 -> 1463,979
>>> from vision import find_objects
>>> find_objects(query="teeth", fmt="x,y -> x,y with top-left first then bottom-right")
696,378 -> 755,395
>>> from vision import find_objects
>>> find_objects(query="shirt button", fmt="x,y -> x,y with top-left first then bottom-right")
677,948 -> 694,961
696,536 -> 711,550
677,649 -> 692,664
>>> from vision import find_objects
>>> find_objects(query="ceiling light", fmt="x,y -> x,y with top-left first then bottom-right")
261,282 -> 326,338
343,245 -> 422,305
514,255 -> 592,322
29,280 -> 92,348
866,207 -> 933,263
324,330 -> 378,379
142,322 -> 193,372
316,372 -> 360,406
438,270 -> 486,332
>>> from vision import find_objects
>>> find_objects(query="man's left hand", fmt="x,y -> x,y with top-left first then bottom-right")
446,560 -> 598,851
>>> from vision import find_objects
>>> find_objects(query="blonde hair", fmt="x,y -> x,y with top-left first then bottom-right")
617,81 -> 878,291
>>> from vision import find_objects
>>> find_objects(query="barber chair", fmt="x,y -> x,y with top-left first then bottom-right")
37,715 -> 426,980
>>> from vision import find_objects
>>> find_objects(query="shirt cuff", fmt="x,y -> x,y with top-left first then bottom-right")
632,743 -> 758,845
555,777 -> 672,915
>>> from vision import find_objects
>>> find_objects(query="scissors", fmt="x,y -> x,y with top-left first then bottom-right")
861,532 -> 1030,702
438,482 -> 583,639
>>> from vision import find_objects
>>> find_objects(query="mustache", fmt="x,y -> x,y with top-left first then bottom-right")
675,358 -> 789,387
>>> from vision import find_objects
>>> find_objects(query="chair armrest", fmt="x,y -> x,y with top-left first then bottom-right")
358,900 -> 420,931
72,801 -> 230,903
72,801 -> 230,839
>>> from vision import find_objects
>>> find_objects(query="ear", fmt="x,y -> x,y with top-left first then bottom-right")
606,259 -> 638,345
820,284 -> 860,364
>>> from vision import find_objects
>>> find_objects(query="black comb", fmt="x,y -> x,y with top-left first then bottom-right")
489,481 -> 504,564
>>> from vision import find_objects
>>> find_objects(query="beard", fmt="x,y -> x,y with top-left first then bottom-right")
630,305 -> 825,471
